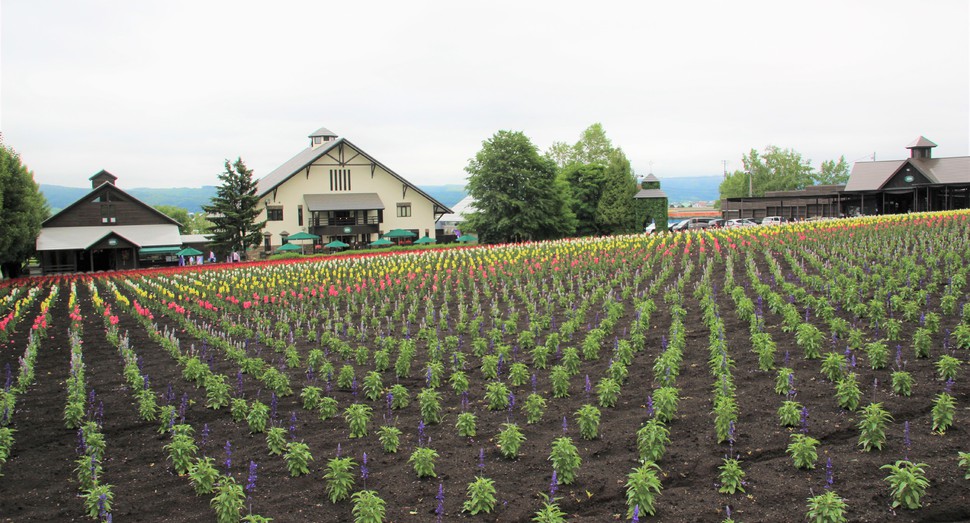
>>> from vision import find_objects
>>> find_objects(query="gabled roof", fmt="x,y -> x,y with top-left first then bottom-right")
89,169 -> 118,182
37,224 -> 182,251
256,137 -> 452,213
906,136 -> 937,149
642,173 -> 660,183
42,180 -> 183,227
437,195 -> 476,222
845,157 -> 970,191
309,127 -> 337,139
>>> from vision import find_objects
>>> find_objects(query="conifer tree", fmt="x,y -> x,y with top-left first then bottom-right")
202,158 -> 265,257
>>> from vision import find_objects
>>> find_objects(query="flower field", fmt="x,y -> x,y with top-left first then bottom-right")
1,211 -> 969,522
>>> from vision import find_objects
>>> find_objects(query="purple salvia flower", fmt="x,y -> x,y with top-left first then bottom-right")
944,378 -> 955,394
478,447 -> 485,473
336,443 -> 341,458
435,483 -> 445,523
895,345 -> 903,369
632,504 -> 640,522
461,391 -> 469,412
825,457 -> 833,489
245,460 -> 258,495
224,440 -> 232,472
289,411 -> 298,440
562,416 -> 568,435
270,393 -> 278,424
508,391 -> 515,411
95,400 -> 104,427
903,421 -> 911,460
426,367 -> 433,387
143,375 -> 150,390
179,393 -> 188,422
201,423 -> 209,448
646,395 -> 654,417
4,363 -> 12,391
237,370 -> 244,396
584,375 -> 591,398
165,383 -> 174,404
418,420 -> 426,446
361,452 -> 369,487
550,470 -> 558,498
850,354 -> 856,368
531,373 -> 537,393
800,406 -> 809,433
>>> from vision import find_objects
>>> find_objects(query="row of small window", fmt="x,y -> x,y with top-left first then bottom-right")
267,204 -> 412,221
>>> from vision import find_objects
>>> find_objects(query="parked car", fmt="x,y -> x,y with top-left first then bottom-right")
724,218 -> 757,228
644,222 -> 659,234
669,217 -> 711,232
760,216 -> 784,225
707,219 -> 726,229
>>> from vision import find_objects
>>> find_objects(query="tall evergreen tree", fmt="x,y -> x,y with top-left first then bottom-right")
559,163 -> 607,236
0,142 -> 49,279
202,158 -> 265,256
464,131 -> 575,243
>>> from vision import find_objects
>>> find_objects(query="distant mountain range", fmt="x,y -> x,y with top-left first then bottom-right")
40,176 -> 722,214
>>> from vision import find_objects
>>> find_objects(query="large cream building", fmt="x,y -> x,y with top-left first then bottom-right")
255,127 -> 452,252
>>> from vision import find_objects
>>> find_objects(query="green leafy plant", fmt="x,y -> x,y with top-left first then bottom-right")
532,493 -> 567,523
337,364 -> 356,389
713,395 -> 738,443
388,384 -> 409,409
625,461 -> 663,517
881,460 -> 930,509
596,377 -> 621,408
449,370 -> 469,393
718,457 -> 746,494
230,397 -> 249,422
318,397 -> 339,420
188,456 -> 219,495
523,393 -> 547,424
377,425 -> 401,454
835,373 -> 861,411
575,404 -> 601,440
266,426 -> 287,456
775,368 -> 795,395
857,402 -> 892,452
362,371 -> 384,401
912,328 -> 931,359
549,437 -> 581,485
456,412 -> 478,437
865,341 -> 889,369
550,366 -> 570,398
509,362 -> 530,386
247,400 -> 270,433
323,455 -> 357,503
820,352 -> 847,382
485,381 -> 511,411
163,427 -> 198,475
786,433 -> 819,470
497,423 -> 526,459
891,371 -> 913,397
652,387 -> 679,423
805,490 -> 847,523
463,475 -> 497,515
636,418 -> 670,463
958,451 -> 970,480
82,483 -> 113,519
418,388 -> 443,425
283,441 -> 313,477
409,446 -> 438,478
931,392 -> 955,434
351,489 -> 386,523
778,400 -> 802,428
344,403 -> 373,438
936,355 -> 961,382
796,323 -> 824,359
211,476 -> 246,523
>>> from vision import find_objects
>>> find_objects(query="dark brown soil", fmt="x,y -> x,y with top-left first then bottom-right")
0,241 -> 968,523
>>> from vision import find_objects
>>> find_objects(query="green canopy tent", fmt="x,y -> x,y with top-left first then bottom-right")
370,238 -> 393,247
285,231 -> 320,254
324,240 -> 350,250
176,247 -> 204,257
276,243 -> 303,252
456,235 -> 478,243
414,236 -> 437,245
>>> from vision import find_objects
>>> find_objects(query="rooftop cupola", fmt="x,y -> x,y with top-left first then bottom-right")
309,127 -> 338,148
89,169 -> 118,189
906,136 -> 937,159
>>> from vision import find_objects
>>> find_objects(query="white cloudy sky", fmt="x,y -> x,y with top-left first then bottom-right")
2,1 -> 968,189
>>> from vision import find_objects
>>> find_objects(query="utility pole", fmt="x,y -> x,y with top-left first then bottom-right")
746,170 -> 753,198
722,160 -> 728,180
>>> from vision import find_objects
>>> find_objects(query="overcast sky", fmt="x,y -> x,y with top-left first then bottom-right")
2,1 -> 968,189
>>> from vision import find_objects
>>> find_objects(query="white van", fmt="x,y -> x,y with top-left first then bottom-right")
761,216 -> 783,226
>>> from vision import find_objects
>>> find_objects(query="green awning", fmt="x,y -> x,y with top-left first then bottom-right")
139,246 -> 180,255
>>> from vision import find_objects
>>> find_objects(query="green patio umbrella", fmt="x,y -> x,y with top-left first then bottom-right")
414,236 -> 437,245
383,229 -> 416,238
276,243 -> 303,252
456,235 -> 478,243
176,247 -> 204,257
324,240 -> 350,249
286,231 -> 320,241
370,238 -> 393,247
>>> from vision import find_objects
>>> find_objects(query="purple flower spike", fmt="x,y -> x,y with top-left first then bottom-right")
224,440 -> 232,472
435,483 -> 445,523
418,420 -> 426,446
201,423 -> 209,448
825,457 -> 834,489
289,411 -> 298,440
245,461 -> 258,495
361,452 -> 369,486
562,416 -> 568,435
646,395 -> 654,417
800,406 -> 809,433
632,504 -> 640,522
531,373 -> 537,392
478,447 -> 485,472
550,470 -> 558,498
336,443 -> 341,457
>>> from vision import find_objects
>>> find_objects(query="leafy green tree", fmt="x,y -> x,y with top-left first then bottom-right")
559,163 -> 606,236
202,158 -> 265,256
155,205 -> 191,234
0,143 -> 49,278
464,131 -> 575,243
719,146 -> 815,200
595,149 -> 639,234
815,156 -> 850,185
